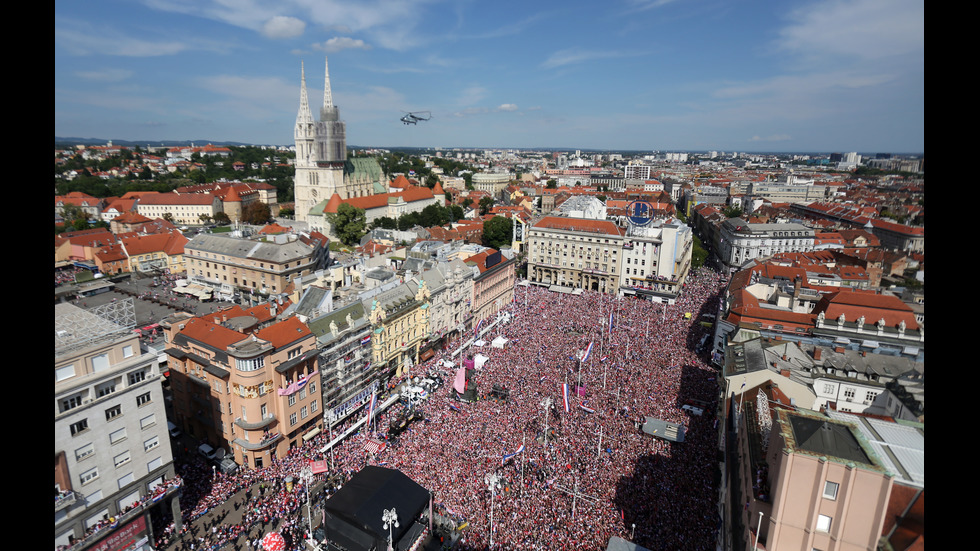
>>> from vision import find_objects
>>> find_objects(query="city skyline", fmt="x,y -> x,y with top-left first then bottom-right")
55,0 -> 924,154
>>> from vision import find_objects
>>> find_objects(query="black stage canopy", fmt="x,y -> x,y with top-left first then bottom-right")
323,466 -> 430,551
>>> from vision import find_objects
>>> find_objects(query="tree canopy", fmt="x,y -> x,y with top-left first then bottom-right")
483,216 -> 512,250
328,203 -> 367,246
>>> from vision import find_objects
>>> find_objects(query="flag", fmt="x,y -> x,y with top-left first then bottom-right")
580,403 -> 595,414
609,311 -> 614,332
501,444 -> 525,465
562,383 -> 570,413
581,342 -> 593,363
360,335 -> 371,345
366,393 -> 377,425
599,355 -> 608,363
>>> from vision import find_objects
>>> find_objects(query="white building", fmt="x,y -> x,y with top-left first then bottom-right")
55,301 -> 180,550
717,219 -> 816,271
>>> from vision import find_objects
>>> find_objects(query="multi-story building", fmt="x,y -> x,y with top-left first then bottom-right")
716,219 -> 815,271
471,172 -> 512,195
465,249 -> 516,325
136,192 -> 223,226
733,402 -> 895,551
164,314 -> 322,469
366,279 -> 432,378
119,231 -> 190,275
55,301 -> 180,551
619,220 -> 693,299
416,258 -> 476,345
527,216 -> 625,294
184,231 -> 330,300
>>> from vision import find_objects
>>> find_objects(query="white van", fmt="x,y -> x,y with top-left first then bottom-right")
168,422 -> 182,438
198,443 -> 217,460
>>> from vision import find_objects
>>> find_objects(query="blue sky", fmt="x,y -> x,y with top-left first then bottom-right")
55,0 -> 924,153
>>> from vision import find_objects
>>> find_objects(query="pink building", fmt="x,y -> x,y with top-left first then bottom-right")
736,402 -> 894,551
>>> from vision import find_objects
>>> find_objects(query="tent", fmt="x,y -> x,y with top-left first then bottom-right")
473,353 -> 489,369
322,466 -> 430,551
491,336 -> 509,349
473,339 -> 487,347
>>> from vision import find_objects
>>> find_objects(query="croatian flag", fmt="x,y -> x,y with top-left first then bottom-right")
474,319 -> 484,336
580,403 -> 595,414
562,383 -> 570,412
360,335 -> 371,345
599,355 -> 608,363
581,342 -> 593,363
501,443 -> 525,465
366,393 -> 377,425
609,312 -> 614,332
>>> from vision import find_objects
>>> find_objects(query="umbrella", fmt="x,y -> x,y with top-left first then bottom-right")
262,532 -> 286,551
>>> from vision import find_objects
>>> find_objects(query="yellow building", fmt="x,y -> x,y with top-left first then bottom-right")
367,279 -> 432,378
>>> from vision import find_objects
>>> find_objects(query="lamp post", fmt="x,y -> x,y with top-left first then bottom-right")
299,465 -> 318,550
484,473 -> 502,548
382,508 -> 399,551
754,511 -> 763,551
540,398 -> 553,449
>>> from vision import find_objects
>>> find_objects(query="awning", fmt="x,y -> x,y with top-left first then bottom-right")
302,426 -> 322,441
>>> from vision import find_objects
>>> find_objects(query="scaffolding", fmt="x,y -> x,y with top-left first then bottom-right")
55,298 -> 137,357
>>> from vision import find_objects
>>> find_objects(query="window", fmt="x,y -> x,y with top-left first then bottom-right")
117,472 -> 135,489
139,414 -> 156,429
61,393 -> 85,413
865,391 -> 878,402
823,481 -> 839,500
70,419 -> 89,436
822,384 -> 834,394
816,514 -> 832,532
144,436 -> 160,452
75,443 -> 95,462
128,370 -> 146,385
311,400 -> 317,413
92,354 -> 110,373
105,405 -> 122,421
113,451 -> 131,467
109,427 -> 127,444
56,365 -> 76,382
80,467 -> 99,485
290,413 -> 297,426
237,357 -> 265,372
137,392 -> 151,407
300,406 -> 308,419
97,381 -> 117,397
288,394 -> 297,407
843,388 -> 855,400
122,345 -> 134,358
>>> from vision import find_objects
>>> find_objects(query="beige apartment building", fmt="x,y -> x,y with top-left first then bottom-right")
184,232 -> 330,298
736,401 -> 893,551
164,314 -> 322,469
527,216 -> 624,294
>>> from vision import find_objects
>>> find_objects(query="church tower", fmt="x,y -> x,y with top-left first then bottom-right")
294,57 -> 349,224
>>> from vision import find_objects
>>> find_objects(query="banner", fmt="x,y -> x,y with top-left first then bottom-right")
453,366 -> 467,394
310,460 -> 329,474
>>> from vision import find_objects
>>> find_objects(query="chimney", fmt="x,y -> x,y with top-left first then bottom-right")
834,346 -> 844,353
782,354 -> 788,361
813,348 -> 822,361
862,350 -> 867,357
780,369 -> 791,378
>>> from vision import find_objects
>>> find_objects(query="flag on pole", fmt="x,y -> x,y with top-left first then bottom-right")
360,335 -> 371,345
581,342 -> 593,363
562,383 -> 570,412
609,311 -> 614,332
366,392 -> 377,425
501,443 -> 525,465
474,319 -> 484,337
580,403 -> 595,414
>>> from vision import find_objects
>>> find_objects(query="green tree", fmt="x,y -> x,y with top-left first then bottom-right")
420,204 -> 449,227
479,196 -> 495,216
328,203 -> 367,246
691,235 -> 709,269
213,211 -> 231,225
483,216 -> 512,250
59,203 -> 86,225
448,204 -> 465,223
242,202 -> 273,225
722,205 -> 743,219
372,216 -> 398,230
546,179 -> 557,189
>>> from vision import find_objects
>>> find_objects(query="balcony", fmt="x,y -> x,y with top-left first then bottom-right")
55,489 -> 78,512
233,431 -> 283,451
234,415 -> 277,431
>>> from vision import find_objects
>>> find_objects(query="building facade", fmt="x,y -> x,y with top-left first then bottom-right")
527,216 -> 625,294
55,301 -> 180,551
185,232 -> 330,299
717,219 -> 816,271
164,314 -> 322,469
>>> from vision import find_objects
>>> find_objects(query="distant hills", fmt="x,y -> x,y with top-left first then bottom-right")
54,137 -> 280,148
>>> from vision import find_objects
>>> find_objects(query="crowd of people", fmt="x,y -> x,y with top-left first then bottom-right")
146,267 -> 727,551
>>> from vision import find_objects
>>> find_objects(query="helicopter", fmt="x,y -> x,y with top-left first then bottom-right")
400,111 -> 431,125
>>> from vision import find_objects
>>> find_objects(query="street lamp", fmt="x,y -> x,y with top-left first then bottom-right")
484,473 -> 503,548
299,465 -> 319,550
382,508 -> 399,551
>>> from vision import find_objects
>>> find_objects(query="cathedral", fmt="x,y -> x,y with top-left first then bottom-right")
293,58 -> 385,225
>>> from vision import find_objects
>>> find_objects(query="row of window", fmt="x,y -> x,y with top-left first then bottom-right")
60,371 -> 149,414
289,400 -> 318,426
70,411 -> 158,439
78,451 -> 164,489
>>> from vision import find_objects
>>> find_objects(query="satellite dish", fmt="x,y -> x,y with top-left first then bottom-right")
215,448 -> 226,460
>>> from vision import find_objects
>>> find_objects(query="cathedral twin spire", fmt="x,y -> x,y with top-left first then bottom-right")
296,57 -> 336,125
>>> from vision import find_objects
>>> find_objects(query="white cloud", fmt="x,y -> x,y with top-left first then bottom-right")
314,37 -> 372,53
74,69 -> 134,82
776,0 -> 924,63
749,134 -> 792,142
541,48 -> 641,69
262,16 -> 306,39
496,104 -> 518,112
